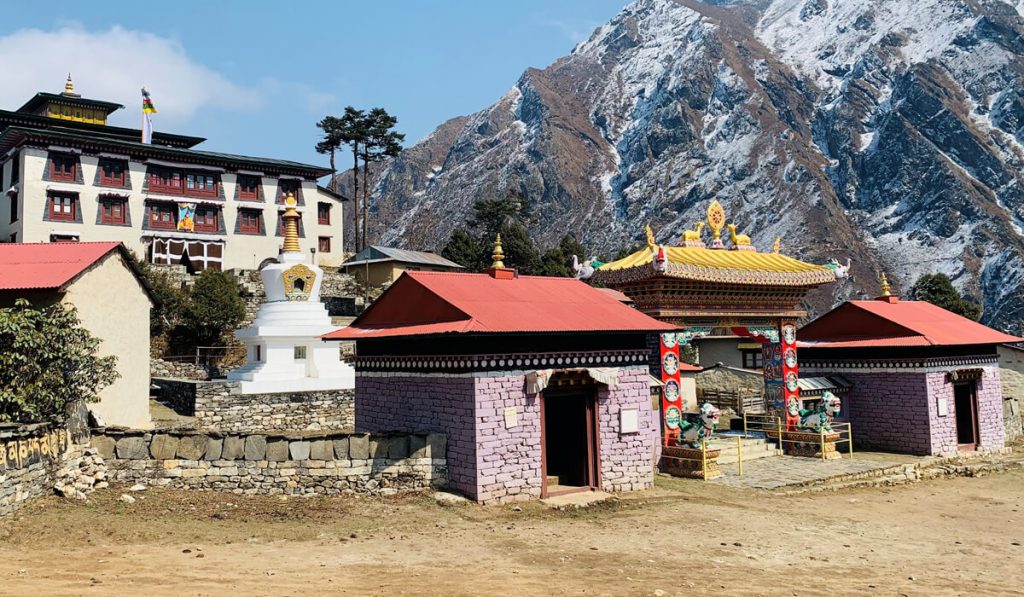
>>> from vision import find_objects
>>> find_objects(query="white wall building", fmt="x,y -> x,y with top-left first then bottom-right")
0,78 -> 346,270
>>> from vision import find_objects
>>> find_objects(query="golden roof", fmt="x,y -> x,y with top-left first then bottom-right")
594,245 -> 835,287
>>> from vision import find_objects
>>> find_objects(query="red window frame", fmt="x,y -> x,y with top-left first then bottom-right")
317,202 -> 331,225
186,172 -> 219,198
238,175 -> 260,201
279,179 -> 300,201
99,197 -> 127,225
149,203 -> 176,229
99,160 -> 127,187
48,193 -> 76,221
238,208 -> 261,234
149,168 -> 182,194
318,236 -> 331,253
194,207 -> 220,233
50,155 -> 76,181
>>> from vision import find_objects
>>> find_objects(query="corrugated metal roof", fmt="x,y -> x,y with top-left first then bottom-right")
325,270 -> 676,340
798,376 -> 851,394
342,246 -> 464,269
799,298 -> 1022,347
0,242 -> 121,291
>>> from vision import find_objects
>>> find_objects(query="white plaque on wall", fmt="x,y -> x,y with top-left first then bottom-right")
504,406 -> 518,428
937,397 -> 949,417
620,408 -> 639,434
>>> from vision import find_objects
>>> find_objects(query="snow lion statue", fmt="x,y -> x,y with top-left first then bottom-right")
797,391 -> 842,433
676,402 -> 720,449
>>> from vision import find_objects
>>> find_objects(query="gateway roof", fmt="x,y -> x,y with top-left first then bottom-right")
798,299 -> 1022,348
342,246 -> 463,269
325,270 -> 676,340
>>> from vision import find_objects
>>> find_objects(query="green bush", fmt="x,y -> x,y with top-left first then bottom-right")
181,270 -> 247,347
0,299 -> 118,423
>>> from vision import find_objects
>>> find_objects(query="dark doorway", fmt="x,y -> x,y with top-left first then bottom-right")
953,382 -> 979,450
542,387 -> 599,497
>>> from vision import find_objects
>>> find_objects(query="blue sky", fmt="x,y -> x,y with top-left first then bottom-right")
0,0 -> 627,169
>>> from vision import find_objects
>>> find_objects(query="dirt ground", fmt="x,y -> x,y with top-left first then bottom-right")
1,470 -> 1022,596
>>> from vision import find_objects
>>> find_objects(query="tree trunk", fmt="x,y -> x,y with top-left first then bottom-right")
351,144 -> 360,253
328,149 -> 338,193
362,154 -> 370,250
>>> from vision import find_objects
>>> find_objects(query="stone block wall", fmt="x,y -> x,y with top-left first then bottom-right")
91,429 -> 446,496
152,378 -> 355,433
476,374 -> 543,503
924,366 -> 1004,453
1,423 -> 94,516
998,346 -> 1024,440
597,365 -> 658,493
830,372 -> 933,454
150,358 -> 211,381
356,374 -> 477,498
695,367 -> 765,397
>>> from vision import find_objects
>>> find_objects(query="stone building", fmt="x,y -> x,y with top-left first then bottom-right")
997,344 -> 1024,440
799,287 -> 1020,455
342,245 -> 463,287
0,77 -> 347,269
326,250 -> 674,503
0,242 -> 153,427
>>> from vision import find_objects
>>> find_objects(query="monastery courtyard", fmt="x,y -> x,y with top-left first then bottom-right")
1,459 -> 1022,596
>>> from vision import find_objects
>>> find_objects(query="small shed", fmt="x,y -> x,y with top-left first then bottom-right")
0,242 -> 154,427
325,263 -> 674,504
799,290 -> 1020,455
342,245 -> 463,287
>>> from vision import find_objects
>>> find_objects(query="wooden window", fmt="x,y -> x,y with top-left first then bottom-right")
9,195 -> 17,223
9,232 -> 15,243
48,193 -> 76,221
238,175 -> 260,201
194,207 -> 220,232
99,160 -> 127,187
318,236 -> 331,253
10,155 -> 19,185
317,202 -> 331,225
50,233 -> 78,242
149,168 -> 182,194
294,345 -> 307,360
741,350 -> 763,370
100,197 -> 127,225
149,203 -> 176,229
49,154 -> 76,181
279,179 -> 300,201
238,208 -> 261,234
186,172 -> 219,197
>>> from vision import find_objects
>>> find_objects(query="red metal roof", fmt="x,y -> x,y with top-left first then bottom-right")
325,270 -> 676,340
798,298 -> 1022,348
0,242 -> 123,291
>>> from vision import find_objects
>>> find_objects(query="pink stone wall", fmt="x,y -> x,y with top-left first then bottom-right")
830,372 -> 933,454
925,367 -> 1005,454
354,374 -> 478,497
474,375 -> 543,503
597,365 -> 658,492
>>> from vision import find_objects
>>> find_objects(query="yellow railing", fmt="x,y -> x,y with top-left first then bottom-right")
742,412 -> 855,459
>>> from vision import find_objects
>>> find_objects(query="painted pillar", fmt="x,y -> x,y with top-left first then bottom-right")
659,332 -> 683,445
762,319 -> 800,428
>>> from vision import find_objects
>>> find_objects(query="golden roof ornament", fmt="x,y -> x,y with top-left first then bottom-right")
645,224 -> 656,248
879,272 -> 892,297
281,193 -> 301,253
706,200 -> 726,240
62,73 -> 79,97
772,237 -> 781,254
490,233 -> 505,269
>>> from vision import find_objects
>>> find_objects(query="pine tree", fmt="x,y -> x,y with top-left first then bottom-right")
360,108 -> 404,248
910,273 -> 982,320
498,221 -> 543,275
441,228 -> 486,270
314,116 -> 344,193
339,107 -> 368,251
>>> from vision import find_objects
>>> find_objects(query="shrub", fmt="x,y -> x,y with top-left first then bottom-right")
182,270 -> 247,347
0,299 -> 118,423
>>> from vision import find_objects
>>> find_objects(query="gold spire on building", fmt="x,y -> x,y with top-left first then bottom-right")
281,193 -> 301,253
62,73 -> 78,97
879,272 -> 891,297
490,233 -> 506,269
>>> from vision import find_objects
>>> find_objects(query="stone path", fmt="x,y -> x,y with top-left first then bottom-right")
709,452 -> 926,489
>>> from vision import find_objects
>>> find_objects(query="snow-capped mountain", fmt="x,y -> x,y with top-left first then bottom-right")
357,0 -> 1024,332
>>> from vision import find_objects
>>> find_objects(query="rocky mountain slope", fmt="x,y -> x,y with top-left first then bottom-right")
359,0 -> 1024,332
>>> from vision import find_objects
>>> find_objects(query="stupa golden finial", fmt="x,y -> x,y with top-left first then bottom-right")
490,233 -> 506,269
63,73 -> 76,96
281,193 -> 301,253
772,237 -> 781,254
879,272 -> 891,297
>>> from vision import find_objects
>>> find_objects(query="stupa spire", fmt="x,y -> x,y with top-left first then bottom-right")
281,193 -> 301,253
490,233 -> 505,269
63,73 -> 78,97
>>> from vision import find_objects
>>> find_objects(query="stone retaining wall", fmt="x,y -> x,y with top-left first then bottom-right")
152,378 -> 355,433
0,423 -> 99,516
150,358 -> 211,381
696,367 -> 765,397
91,429 -> 447,496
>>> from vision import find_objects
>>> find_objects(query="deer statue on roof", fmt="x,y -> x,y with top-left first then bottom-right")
726,223 -> 751,247
682,222 -> 705,243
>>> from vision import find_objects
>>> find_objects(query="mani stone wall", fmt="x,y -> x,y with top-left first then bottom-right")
91,429 -> 446,496
0,423 -> 99,516
695,366 -> 765,398
998,347 -> 1024,440
152,378 -> 355,433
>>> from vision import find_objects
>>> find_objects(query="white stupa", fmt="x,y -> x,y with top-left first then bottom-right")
227,193 -> 355,394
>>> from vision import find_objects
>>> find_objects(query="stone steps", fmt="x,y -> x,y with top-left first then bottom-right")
707,436 -> 781,465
